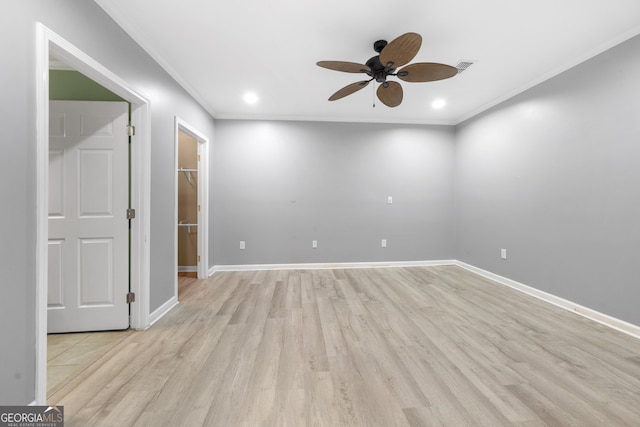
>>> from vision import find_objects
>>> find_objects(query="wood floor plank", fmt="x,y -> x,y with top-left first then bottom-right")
235,317 -> 283,426
48,266 -> 640,426
302,297 -> 330,373
276,308 -> 304,391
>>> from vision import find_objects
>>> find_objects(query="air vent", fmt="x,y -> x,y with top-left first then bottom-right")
456,61 -> 474,74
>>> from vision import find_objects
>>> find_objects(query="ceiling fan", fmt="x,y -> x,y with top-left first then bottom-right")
317,32 -> 458,108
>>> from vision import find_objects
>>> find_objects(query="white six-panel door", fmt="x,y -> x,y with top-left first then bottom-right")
48,101 -> 129,333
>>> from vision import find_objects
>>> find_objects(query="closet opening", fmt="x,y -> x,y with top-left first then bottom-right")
174,117 -> 209,301
177,130 -> 199,278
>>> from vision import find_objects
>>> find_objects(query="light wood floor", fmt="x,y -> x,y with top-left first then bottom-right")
49,266 -> 640,426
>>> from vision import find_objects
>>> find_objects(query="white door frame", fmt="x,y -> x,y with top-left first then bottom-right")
35,23 -> 151,404
174,117 -> 209,286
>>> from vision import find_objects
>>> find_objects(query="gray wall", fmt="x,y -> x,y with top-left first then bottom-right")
455,33 -> 640,325
0,1 -> 214,404
213,120 -> 456,265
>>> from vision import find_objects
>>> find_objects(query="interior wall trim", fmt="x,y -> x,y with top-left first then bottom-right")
209,260 -> 457,275
148,296 -> 178,328
455,261 -> 640,340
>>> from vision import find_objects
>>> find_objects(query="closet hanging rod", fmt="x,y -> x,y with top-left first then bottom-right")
178,221 -> 198,235
178,168 -> 197,183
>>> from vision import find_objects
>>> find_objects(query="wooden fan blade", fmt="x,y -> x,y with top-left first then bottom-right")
328,80 -> 371,101
397,63 -> 458,82
379,32 -> 422,68
376,81 -> 403,107
317,61 -> 371,74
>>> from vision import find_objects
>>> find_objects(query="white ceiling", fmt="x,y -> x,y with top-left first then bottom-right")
96,0 -> 640,125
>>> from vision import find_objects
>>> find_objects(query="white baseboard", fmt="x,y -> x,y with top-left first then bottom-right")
148,296 -> 178,328
455,261 -> 640,340
178,266 -> 197,273
210,259 -> 457,274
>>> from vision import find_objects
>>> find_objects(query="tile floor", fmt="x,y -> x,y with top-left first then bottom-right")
47,329 -> 131,395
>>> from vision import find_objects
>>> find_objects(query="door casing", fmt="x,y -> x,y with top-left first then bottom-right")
35,23 -> 151,404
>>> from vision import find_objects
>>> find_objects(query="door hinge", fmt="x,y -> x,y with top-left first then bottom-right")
197,255 -> 201,263
126,292 -> 136,304
126,208 -> 136,220
197,204 -> 201,212
127,125 -> 136,137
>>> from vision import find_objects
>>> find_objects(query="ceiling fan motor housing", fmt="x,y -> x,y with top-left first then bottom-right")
366,55 -> 396,83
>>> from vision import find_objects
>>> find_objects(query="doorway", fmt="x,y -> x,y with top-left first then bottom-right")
177,130 -> 199,276
174,118 -> 209,297
36,23 -> 151,404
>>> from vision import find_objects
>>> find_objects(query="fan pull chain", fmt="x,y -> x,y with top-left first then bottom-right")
372,83 -> 376,108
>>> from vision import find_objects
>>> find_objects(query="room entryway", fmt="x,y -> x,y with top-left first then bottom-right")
36,23 -> 151,404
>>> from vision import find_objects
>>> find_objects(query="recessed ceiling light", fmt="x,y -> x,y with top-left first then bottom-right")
243,92 -> 258,104
432,99 -> 446,109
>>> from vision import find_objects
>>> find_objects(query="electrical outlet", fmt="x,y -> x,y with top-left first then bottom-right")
240,241 -> 246,250
312,240 -> 318,249
381,239 -> 387,248
387,196 -> 393,204
501,248 -> 507,259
